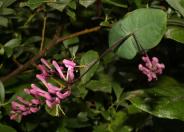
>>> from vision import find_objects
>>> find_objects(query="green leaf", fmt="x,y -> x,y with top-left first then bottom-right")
63,34 -> 79,57
108,111 -> 131,132
165,26 -> 184,43
109,8 -> 167,59
126,77 -> 184,121
93,124 -> 109,132
0,44 -> 4,55
26,0 -> 45,10
86,80 -> 112,93
0,81 -> 5,104
0,123 -> 16,132
80,50 -> 99,84
4,38 -> 21,48
4,38 -> 21,58
47,0 -> 71,12
166,0 -> 184,17
0,0 -> 16,7
0,8 -> 15,15
79,0 -> 96,8
63,36 -> 79,47
0,16 -> 8,27
72,85 -> 88,99
22,36 -> 41,45
112,82 -> 123,101
66,8 -> 76,21
69,45 -> 79,58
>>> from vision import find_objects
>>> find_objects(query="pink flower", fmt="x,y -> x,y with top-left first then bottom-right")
56,90 -> 71,100
41,58 -> 52,70
12,101 -> 26,111
10,58 -> 75,120
52,60 -> 66,80
10,96 -> 40,120
138,55 -> 165,81
37,64 -> 49,78
36,74 -> 48,87
47,83 -> 61,94
63,59 -> 76,83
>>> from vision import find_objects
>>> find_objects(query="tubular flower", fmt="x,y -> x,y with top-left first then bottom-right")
10,58 -> 76,121
138,55 -> 165,81
10,96 -> 40,120
63,59 -> 76,83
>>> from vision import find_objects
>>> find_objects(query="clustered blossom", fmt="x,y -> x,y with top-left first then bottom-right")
10,58 -> 76,120
138,55 -> 165,81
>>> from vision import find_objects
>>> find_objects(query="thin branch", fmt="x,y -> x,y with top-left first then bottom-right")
40,15 -> 47,52
0,26 -> 101,82
74,32 -> 133,83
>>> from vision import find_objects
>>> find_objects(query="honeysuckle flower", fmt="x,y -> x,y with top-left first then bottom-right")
47,83 -> 61,94
10,96 -> 40,120
138,55 -> 165,81
31,99 -> 41,105
63,59 -> 76,83
37,64 -> 49,78
41,58 -> 52,70
52,60 -> 66,80
10,58 -> 75,121
12,101 -> 26,111
56,90 -> 71,100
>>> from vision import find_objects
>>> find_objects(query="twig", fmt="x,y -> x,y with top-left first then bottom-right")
40,15 -> 47,52
0,26 -> 101,82
74,32 -> 133,83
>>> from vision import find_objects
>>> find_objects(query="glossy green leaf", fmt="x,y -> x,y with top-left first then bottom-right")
26,0 -> 45,10
0,0 -> 16,7
109,111 -> 128,131
4,38 -> 21,48
127,77 -> 184,121
4,38 -> 21,58
166,27 -> 184,43
80,50 -> 99,84
0,81 -> 5,104
0,16 -> 8,27
63,36 -> 79,46
47,0 -> 71,12
112,82 -> 123,101
166,0 -> 184,17
0,8 -> 15,15
109,8 -> 167,59
86,80 -> 112,93
79,0 -> 96,8
0,123 -> 16,132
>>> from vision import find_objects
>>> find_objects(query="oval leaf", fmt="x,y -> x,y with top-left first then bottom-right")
86,80 -> 112,93
109,8 -> 167,59
127,77 -> 184,121
79,0 -> 96,8
80,50 -> 99,84
166,26 -> 184,43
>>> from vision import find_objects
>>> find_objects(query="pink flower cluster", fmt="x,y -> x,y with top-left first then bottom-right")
138,55 -> 165,81
10,58 -> 76,120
